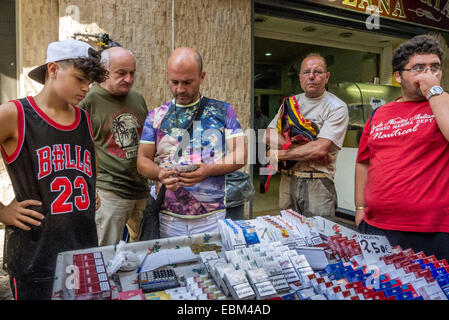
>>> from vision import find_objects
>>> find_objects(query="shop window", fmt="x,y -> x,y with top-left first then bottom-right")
343,103 -> 373,148
255,64 -> 282,90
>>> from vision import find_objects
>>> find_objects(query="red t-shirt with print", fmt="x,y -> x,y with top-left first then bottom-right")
356,99 -> 449,233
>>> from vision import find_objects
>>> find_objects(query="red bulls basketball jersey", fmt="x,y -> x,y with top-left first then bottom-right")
1,96 -> 98,279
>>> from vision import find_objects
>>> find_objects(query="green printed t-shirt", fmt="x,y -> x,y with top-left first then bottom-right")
79,84 -> 149,199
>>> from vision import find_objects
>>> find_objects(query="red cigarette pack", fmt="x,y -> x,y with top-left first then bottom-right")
73,252 -> 111,300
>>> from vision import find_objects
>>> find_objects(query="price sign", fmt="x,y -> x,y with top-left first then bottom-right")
356,234 -> 393,265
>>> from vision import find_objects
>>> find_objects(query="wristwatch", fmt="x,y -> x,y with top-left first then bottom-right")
426,85 -> 444,100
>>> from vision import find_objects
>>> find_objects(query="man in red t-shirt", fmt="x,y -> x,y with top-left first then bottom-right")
355,34 -> 449,261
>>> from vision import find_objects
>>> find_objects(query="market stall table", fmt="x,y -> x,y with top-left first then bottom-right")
51,215 -> 445,301
52,232 -> 223,300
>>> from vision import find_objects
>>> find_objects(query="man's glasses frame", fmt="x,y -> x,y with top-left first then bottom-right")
299,70 -> 327,77
399,63 -> 442,75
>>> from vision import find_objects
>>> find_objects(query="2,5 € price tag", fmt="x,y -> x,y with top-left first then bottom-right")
356,234 -> 393,265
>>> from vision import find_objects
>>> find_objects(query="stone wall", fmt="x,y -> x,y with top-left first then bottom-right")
57,0 -> 252,131
1,0 -> 59,205
17,0 -> 59,97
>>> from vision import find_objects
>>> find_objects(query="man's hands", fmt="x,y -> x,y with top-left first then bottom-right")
95,191 -> 101,211
415,71 -> 441,99
0,199 -> 44,231
158,167 -> 182,191
157,163 -> 212,191
178,163 -> 212,187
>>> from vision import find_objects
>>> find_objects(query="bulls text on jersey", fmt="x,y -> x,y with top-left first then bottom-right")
36,144 -> 93,180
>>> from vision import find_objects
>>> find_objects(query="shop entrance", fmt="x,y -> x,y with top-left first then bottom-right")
251,14 -> 404,220
0,0 -> 17,104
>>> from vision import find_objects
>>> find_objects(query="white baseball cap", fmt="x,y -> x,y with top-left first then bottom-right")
28,39 -> 95,84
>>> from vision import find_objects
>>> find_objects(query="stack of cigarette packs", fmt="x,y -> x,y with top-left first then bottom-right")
213,210 -> 449,300
99,209 -> 449,301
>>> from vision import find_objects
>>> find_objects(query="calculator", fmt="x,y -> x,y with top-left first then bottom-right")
138,268 -> 180,293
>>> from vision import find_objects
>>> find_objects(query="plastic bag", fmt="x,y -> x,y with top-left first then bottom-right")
106,240 -> 140,275
225,171 -> 255,208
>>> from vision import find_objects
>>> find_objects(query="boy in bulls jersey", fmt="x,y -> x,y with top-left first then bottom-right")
0,39 -> 107,299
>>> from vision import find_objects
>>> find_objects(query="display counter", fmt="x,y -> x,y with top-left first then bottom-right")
52,232 -> 223,300
51,212 -> 449,301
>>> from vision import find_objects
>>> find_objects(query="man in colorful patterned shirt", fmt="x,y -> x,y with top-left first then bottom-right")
137,47 -> 247,238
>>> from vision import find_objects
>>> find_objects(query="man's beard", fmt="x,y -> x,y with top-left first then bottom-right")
173,92 -> 198,104
403,81 -> 426,102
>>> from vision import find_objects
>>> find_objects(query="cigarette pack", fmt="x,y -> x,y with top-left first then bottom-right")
288,252 -> 314,285
264,261 -> 290,293
144,291 -> 172,300
296,287 -> 317,300
276,256 -> 301,286
210,258 -> 233,296
72,252 -> 111,300
223,269 -> 256,300
417,282 -> 447,300
432,267 -> 449,279
199,250 -> 220,273
233,220 -> 262,247
184,276 -> 226,300
308,294 -> 327,300
435,274 -> 449,299
118,289 -> 145,300
218,219 -> 246,251
245,268 -> 277,300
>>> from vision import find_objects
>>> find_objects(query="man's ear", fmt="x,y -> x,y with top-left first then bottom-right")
393,70 -> 402,84
199,71 -> 206,84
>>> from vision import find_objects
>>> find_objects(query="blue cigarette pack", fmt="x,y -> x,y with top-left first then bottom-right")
432,267 -> 448,279
394,291 -> 414,300
281,292 -> 301,300
412,259 -> 425,267
423,263 -> 436,271
435,274 -> 449,299
324,262 -> 344,274
384,286 -> 403,297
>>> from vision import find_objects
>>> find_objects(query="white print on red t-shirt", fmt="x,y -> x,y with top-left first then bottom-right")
370,113 -> 435,140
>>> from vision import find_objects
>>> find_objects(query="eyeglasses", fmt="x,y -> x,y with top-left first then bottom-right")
300,70 -> 326,77
400,63 -> 441,74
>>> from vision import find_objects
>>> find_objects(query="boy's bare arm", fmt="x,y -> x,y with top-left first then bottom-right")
0,102 -> 18,154
0,101 -> 45,230
0,200 -> 44,231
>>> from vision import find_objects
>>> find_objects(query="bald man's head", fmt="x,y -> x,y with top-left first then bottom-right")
100,47 -> 136,95
167,47 -> 203,75
101,47 -> 135,68
167,47 -> 205,105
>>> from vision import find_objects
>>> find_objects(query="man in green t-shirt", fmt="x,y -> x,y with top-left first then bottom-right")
79,46 -> 149,246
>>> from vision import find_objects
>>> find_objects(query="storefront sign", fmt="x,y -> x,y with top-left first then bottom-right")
302,0 -> 449,31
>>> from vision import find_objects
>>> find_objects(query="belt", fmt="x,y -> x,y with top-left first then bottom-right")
281,169 -> 327,179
